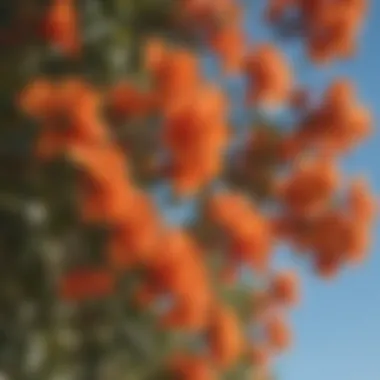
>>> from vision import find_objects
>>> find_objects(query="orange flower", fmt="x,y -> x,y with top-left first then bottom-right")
42,0 -> 80,57
68,144 -> 135,224
143,38 -> 167,72
139,230 -> 212,331
245,44 -> 293,107
230,213 -> 273,272
163,84 -> 228,148
209,25 -> 246,74
78,179 -> 133,225
106,82 -> 153,119
313,251 -> 342,279
107,192 -> 161,268
163,85 -> 229,194
275,156 -> 340,217
267,0 -> 368,63
295,81 -> 372,154
306,1 -> 367,63
161,287 -> 212,331
270,214 -> 314,254
309,210 -> 365,265
207,304 -> 244,369
54,79 -> 107,142
18,78 -> 55,119
68,143 -> 129,186
347,177 -> 377,224
170,150 -> 224,196
264,315 -> 292,352
56,78 -> 101,112
323,78 -> 355,110
208,192 -> 251,227
148,46 -> 201,113
345,222 -> 371,265
59,268 -> 115,301
209,192 -> 273,271
20,78 -> 108,147
270,270 -> 300,307
275,130 -> 308,162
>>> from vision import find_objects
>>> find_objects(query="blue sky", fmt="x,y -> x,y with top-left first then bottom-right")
243,2 -> 380,380
152,2 -> 380,379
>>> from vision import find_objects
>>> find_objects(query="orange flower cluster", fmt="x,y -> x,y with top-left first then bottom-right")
144,41 -> 201,113
275,155 -> 341,217
201,271 -> 298,373
106,192 -> 161,269
41,0 -> 80,57
291,79 -> 372,155
208,192 -> 273,274
269,270 -> 299,307
70,145 -> 136,224
194,213 -> 294,369
16,1 -> 375,378
136,229 -> 212,331
163,85 -> 229,195
274,176 -> 376,277
18,76 -> 215,343
234,127 -> 288,199
19,78 -> 106,159
263,314 -> 292,353
141,41 -> 230,195
266,0 -> 368,63
251,270 -> 300,358
208,23 -> 247,74
106,40 -> 203,122
246,269 -> 299,368
168,297 -> 285,376
106,41 -> 231,195
178,0 -> 246,74
207,304 -> 245,369
245,44 -> 293,107
179,1 -> 295,108
347,177 -> 377,225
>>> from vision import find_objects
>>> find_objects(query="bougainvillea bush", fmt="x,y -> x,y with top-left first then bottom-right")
0,0 -> 375,379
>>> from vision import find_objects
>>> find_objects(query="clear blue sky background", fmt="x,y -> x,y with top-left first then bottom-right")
152,1 -> 380,379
